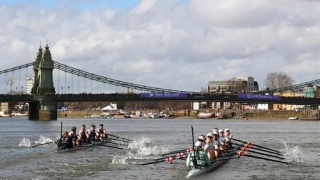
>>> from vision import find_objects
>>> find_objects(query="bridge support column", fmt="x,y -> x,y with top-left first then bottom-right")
28,96 -> 57,121
39,100 -> 57,121
28,101 -> 39,120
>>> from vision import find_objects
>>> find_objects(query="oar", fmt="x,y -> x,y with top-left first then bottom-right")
237,151 -> 289,164
140,156 -> 177,165
158,148 -> 190,156
233,138 -> 282,154
30,140 -> 57,148
233,142 -> 283,156
100,138 -> 128,145
106,136 -> 130,142
107,134 -> 132,142
153,151 -> 188,161
239,147 -> 285,160
242,143 -> 283,156
106,141 -> 128,146
211,156 -> 240,163
100,144 -> 124,149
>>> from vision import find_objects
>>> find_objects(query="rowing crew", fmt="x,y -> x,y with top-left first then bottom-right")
186,128 -> 233,167
58,123 -> 107,149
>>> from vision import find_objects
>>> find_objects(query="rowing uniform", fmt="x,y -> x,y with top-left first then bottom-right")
86,129 -> 97,142
68,131 -> 77,141
78,129 -> 87,143
61,136 -> 73,149
225,134 -> 233,146
218,135 -> 226,143
186,148 -> 211,168
97,128 -> 106,139
213,140 -> 220,150
204,141 -> 215,151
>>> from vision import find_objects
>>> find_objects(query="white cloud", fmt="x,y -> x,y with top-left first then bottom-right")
1,0 -> 320,93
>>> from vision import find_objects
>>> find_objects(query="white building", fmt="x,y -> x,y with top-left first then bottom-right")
25,77 -> 34,94
257,104 -> 268,110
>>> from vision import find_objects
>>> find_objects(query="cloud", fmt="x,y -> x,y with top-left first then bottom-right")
1,0 -> 320,93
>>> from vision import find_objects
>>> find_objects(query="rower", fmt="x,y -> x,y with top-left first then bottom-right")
218,129 -> 226,152
97,123 -> 107,140
186,138 -> 211,168
86,124 -> 98,143
68,126 -> 77,148
212,131 -> 220,158
60,131 -> 73,149
77,124 -> 87,144
212,128 -> 218,134
224,128 -> 233,147
204,132 -> 215,161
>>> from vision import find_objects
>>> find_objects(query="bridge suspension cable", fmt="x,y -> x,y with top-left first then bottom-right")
255,79 -> 320,94
52,61 -> 185,93
3,61 -> 320,94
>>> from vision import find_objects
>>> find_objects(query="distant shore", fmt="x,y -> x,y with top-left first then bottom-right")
57,110 -> 317,120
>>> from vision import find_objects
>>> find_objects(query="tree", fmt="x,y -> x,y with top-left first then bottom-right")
264,72 -> 295,89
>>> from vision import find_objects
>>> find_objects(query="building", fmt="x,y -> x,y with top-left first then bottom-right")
207,76 -> 259,93
207,76 -> 259,109
25,77 -> 34,94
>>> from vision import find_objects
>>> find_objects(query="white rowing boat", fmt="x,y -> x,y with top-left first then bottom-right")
186,146 -> 239,178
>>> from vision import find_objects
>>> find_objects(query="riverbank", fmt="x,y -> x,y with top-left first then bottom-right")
58,109 -> 319,120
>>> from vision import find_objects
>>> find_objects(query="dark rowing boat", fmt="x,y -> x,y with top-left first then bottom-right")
56,140 -> 107,152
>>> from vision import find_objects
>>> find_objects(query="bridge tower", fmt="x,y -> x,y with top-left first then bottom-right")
29,42 -> 57,121
31,43 -> 42,94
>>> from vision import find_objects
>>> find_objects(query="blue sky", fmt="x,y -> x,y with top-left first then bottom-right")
0,0 -> 140,9
0,0 -> 189,10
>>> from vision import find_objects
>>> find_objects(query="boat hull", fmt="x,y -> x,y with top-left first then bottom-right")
186,148 -> 236,178
197,113 -> 214,119
288,117 -> 299,120
57,141 -> 106,152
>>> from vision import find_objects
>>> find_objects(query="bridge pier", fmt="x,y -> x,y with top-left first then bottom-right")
28,101 -> 39,120
28,96 -> 57,121
39,100 -> 57,120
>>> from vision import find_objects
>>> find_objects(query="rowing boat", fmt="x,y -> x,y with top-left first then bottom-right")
56,137 -> 126,153
56,140 -> 108,152
186,146 -> 238,178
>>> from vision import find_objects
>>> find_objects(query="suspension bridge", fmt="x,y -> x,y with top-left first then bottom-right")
1,44 -> 320,120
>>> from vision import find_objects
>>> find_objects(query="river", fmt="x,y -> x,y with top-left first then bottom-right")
0,117 -> 318,180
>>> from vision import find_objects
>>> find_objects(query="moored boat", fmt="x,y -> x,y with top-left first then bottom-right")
197,112 -> 214,119
288,117 -> 299,120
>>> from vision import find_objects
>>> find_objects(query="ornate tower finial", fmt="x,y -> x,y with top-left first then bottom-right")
39,41 -> 42,50
46,39 -> 48,48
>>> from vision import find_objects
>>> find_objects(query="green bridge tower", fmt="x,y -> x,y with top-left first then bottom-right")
29,43 -> 57,121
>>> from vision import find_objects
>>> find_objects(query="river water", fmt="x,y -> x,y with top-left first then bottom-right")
0,117 -> 318,180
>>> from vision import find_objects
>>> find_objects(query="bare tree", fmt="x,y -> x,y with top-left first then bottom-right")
264,72 -> 295,89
